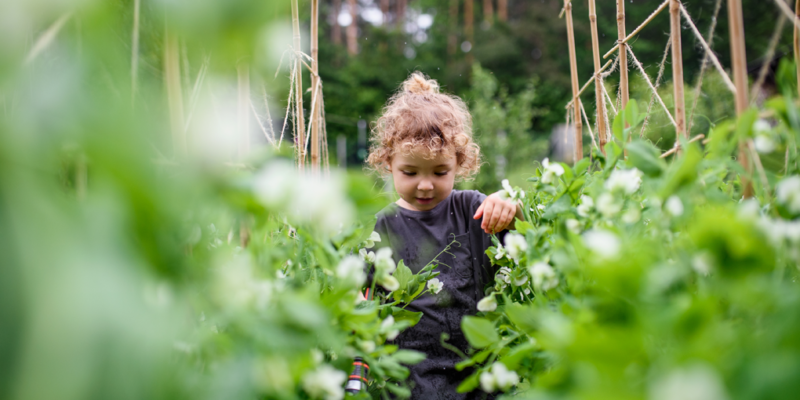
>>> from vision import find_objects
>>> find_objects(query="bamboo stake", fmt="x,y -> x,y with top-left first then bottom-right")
564,0 -> 583,161
484,0 -> 494,25
397,0 -> 407,28
796,0 -> 800,95
238,63 -> 250,160
728,0 -> 752,197
660,134 -> 705,158
164,26 -> 186,157
292,0 -> 306,169
347,0 -> 358,55
617,0 -> 629,116
311,0 -> 321,173
604,0 -> 670,59
564,58 -> 615,109
332,0 -> 342,45
670,0 -> 686,144
132,0 -> 140,100
588,0 -> 607,152
498,0 -> 508,22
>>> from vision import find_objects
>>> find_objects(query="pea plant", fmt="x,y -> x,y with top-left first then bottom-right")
455,100 -> 800,399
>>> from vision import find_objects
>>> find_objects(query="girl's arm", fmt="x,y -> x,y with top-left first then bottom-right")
473,191 -> 525,234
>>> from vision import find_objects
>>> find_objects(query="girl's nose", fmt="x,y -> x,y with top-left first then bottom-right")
418,179 -> 434,191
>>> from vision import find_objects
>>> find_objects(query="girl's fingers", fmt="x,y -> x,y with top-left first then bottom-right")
481,202 -> 495,232
487,203 -> 502,233
474,201 -> 486,219
503,208 -> 515,230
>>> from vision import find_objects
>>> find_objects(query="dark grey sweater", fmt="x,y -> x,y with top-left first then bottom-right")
374,190 -> 503,400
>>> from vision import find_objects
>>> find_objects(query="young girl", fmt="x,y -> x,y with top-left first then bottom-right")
364,72 -> 523,399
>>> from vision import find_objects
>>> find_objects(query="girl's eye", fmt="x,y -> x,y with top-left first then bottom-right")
435,171 -> 449,176
402,171 -> 417,176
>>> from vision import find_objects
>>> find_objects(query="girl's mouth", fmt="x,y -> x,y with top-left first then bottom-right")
416,197 -> 433,205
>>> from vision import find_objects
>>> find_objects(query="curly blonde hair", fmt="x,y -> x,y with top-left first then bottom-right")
366,72 -> 481,180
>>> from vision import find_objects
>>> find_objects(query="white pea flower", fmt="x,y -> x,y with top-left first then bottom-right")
753,119 -> 771,134
650,364 -> 728,400
622,208 -> 641,224
528,262 -> 558,291
494,246 -> 508,260
501,179 -> 526,202
480,363 -> 519,393
577,195 -> 594,217
541,158 -> 565,184
536,204 -> 546,210
336,256 -> 366,287
358,248 -> 375,264
377,274 -> 400,292
597,192 -> 622,218
380,315 -> 400,341
583,229 -> 621,259
480,370 -> 496,393
477,295 -> 498,312
566,218 -> 581,233
754,135 -> 776,154
497,267 -> 512,284
692,252 -> 714,276
605,168 -> 643,194
358,340 -> 376,353
363,231 -> 381,249
302,364 -> 347,400
504,233 -> 528,262
737,199 -> 761,219
665,196 -> 684,217
427,278 -> 443,294
513,274 -> 529,286
776,176 -> 800,214
374,247 -> 396,275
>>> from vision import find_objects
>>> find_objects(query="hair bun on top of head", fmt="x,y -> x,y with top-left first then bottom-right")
403,72 -> 439,94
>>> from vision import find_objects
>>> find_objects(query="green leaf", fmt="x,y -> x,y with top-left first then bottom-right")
393,260 -> 413,292
456,372 -> 480,393
603,141 -> 623,172
624,100 -> 641,128
626,140 -> 666,177
659,142 -> 703,198
504,303 -> 538,334
501,342 -> 539,370
613,108 -> 625,143
573,158 -> 592,175
461,316 -> 500,349
391,308 -> 423,327
541,195 -> 572,221
514,220 -> 534,236
392,350 -> 426,365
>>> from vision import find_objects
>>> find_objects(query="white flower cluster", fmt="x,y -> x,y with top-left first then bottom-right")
380,315 -> 400,341
504,233 -> 528,262
776,176 -> 800,214
528,261 -> 558,291
302,364 -> 347,400
541,158 -> 565,184
582,229 -> 621,259
479,362 -> 520,393
335,256 -> 366,288
577,195 -> 594,217
605,168 -> 643,194
477,294 -> 498,312
501,179 -> 526,203
373,248 -> 399,291
427,278 -> 443,294
753,119 -> 776,154
253,161 -> 354,234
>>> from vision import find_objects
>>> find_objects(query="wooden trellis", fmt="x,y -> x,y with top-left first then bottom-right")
560,0 -> 800,197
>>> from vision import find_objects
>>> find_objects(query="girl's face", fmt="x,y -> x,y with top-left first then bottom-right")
389,148 -> 458,211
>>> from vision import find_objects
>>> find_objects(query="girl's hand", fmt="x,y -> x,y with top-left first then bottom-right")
473,192 -> 524,234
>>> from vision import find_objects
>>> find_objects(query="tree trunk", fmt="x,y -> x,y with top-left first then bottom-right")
483,0 -> 494,25
347,0 -> 358,55
449,0 -> 459,55
332,0 -> 342,45
497,0 -> 507,21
